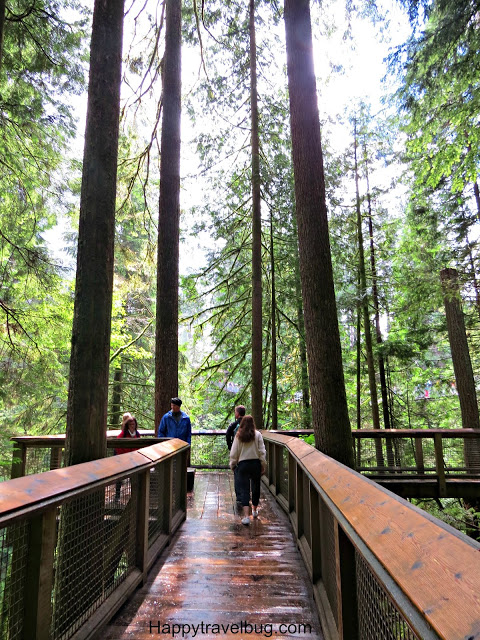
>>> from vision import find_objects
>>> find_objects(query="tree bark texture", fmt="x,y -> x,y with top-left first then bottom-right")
440,268 -> 480,439
65,0 -> 125,466
284,0 -> 354,467
155,0 -> 182,427
250,0 -> 263,429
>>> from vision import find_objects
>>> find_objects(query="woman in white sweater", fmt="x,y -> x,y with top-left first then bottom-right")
229,415 -> 266,525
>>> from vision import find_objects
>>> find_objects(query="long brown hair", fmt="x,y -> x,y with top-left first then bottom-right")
236,415 -> 256,443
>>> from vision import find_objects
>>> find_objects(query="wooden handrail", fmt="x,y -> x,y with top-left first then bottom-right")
262,431 -> 480,640
0,439 -> 189,640
1,439 -> 188,524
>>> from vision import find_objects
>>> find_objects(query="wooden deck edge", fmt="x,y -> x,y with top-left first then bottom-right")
313,581 -> 339,640
73,570 -> 143,640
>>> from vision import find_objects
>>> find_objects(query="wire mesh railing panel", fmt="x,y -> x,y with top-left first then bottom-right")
356,553 -> 421,640
0,522 -> 29,640
190,434 -> 229,468
355,437 -> 440,474
25,447 -> 52,475
320,500 -> 338,625
103,480 -> 137,598
52,480 -> 139,640
279,447 -> 289,499
443,437 -> 480,474
148,464 -> 168,543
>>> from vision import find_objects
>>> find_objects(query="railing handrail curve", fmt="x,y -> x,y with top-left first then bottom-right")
262,431 -> 480,640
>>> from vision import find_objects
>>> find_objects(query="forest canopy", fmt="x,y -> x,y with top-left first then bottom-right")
0,0 -> 479,479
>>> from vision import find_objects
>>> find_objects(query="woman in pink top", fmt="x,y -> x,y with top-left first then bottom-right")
229,415 -> 266,525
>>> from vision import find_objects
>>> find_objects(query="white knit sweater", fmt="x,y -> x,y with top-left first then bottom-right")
229,430 -> 266,469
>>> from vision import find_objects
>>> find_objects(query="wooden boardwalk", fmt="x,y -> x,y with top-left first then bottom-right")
104,471 -> 323,640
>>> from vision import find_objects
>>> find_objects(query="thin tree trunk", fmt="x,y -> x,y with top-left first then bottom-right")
155,0 -> 182,427
293,222 -> 310,428
363,142 -> 391,430
250,0 -> 263,429
354,123 -> 380,431
269,207 -> 278,429
65,0 -> 125,466
284,0 -> 354,468
356,285 -> 362,468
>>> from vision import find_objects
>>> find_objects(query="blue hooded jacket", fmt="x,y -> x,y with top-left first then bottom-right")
157,410 -> 192,445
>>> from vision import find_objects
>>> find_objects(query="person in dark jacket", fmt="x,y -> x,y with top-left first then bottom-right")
157,397 -> 192,444
226,405 -> 246,451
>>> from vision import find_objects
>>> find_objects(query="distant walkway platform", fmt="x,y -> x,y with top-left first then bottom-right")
104,471 -> 323,639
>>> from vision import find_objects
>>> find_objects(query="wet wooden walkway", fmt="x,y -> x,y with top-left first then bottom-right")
104,471 -> 323,639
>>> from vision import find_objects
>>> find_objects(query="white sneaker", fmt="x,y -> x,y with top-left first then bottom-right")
252,509 -> 258,518
241,517 -> 250,525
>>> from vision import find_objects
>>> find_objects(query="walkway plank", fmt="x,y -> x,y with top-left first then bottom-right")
103,471 -> 323,640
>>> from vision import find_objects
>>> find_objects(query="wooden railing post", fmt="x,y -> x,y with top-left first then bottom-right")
288,452 -> 295,513
23,508 -> 56,640
414,437 -> 425,474
309,484 -> 322,584
11,440 -> 26,479
135,469 -> 150,583
335,523 -> 358,640
434,433 -> 447,497
295,464 -> 304,539
274,443 -> 282,494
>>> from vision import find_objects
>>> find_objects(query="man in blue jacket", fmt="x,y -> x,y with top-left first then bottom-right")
157,397 -> 192,445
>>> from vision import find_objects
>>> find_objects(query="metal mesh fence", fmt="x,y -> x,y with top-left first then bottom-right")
25,447 -> 53,475
354,436 -> 476,475
0,522 -> 29,640
356,553 -> 420,640
148,464 -> 169,543
52,480 -> 138,640
190,434 -> 229,468
320,501 -> 338,625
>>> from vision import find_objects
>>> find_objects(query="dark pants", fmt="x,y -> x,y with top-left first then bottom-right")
236,459 -> 261,507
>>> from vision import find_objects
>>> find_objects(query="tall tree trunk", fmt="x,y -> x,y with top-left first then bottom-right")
440,268 -> 480,442
269,207 -> 278,429
284,0 -> 354,468
354,124 -> 380,431
65,0 -> 124,466
155,0 -> 182,427
250,0 -> 263,429
356,284 -> 362,467
363,141 -> 391,430
58,1 -> 124,632
293,219 -> 310,428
